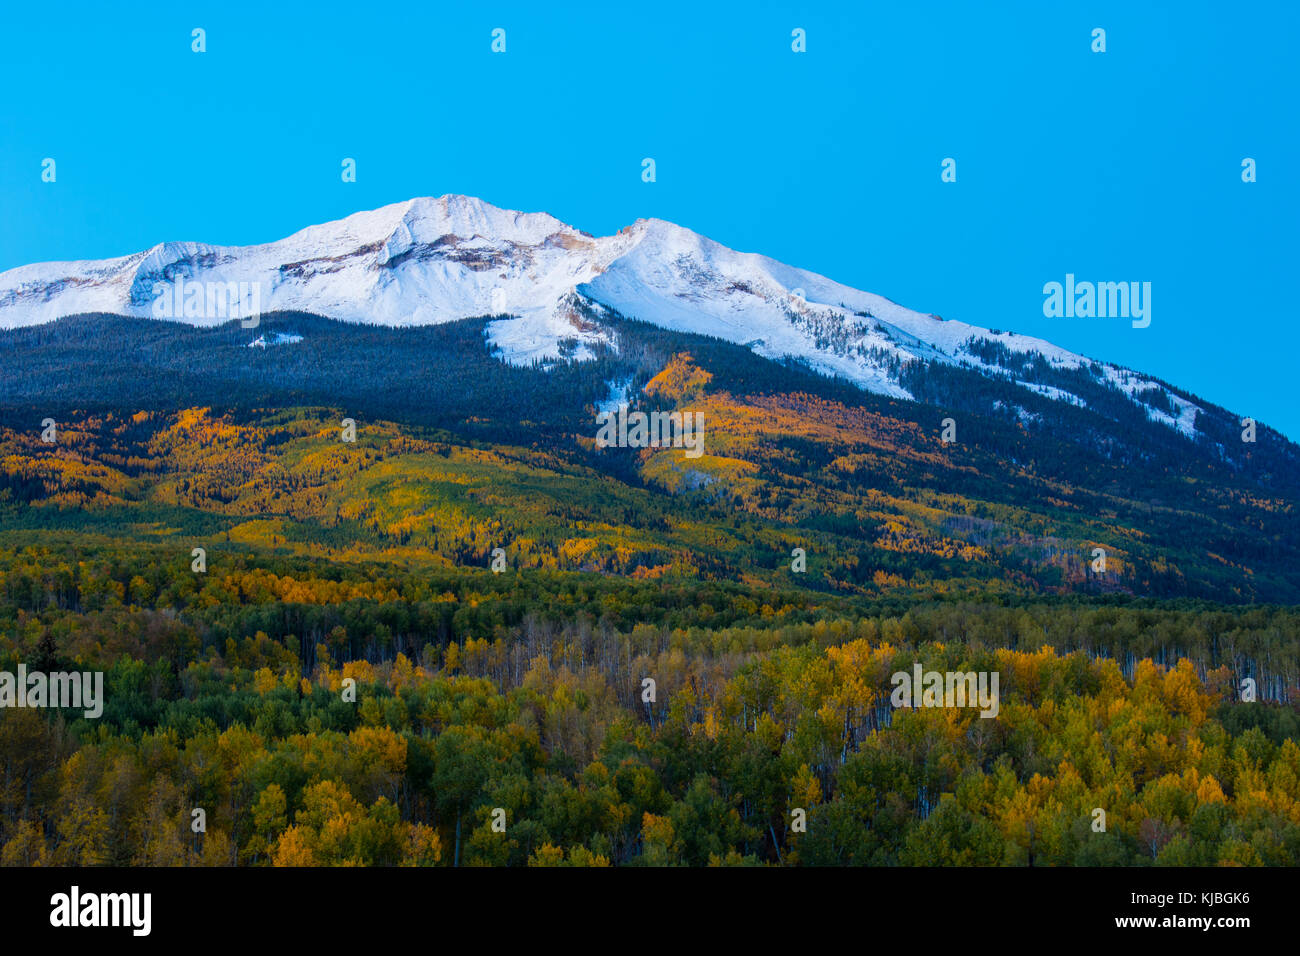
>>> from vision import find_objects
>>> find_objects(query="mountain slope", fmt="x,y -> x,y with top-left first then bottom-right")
0,195 -> 1211,442
0,311 -> 1297,603
2,196 -> 1296,604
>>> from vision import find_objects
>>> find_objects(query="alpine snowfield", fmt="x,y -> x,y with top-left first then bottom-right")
0,194 -> 1201,437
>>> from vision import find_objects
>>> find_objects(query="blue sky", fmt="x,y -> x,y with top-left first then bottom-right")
2,1 -> 1296,437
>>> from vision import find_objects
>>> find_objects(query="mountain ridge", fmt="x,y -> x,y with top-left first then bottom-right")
0,194 -> 1217,443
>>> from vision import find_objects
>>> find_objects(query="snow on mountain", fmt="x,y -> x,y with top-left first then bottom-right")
248,332 -> 303,349
0,194 -> 1203,437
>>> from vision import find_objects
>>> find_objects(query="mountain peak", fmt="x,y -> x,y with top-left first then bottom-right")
0,195 -> 1216,443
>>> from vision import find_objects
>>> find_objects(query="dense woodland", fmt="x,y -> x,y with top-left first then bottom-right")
1,543 -> 1298,866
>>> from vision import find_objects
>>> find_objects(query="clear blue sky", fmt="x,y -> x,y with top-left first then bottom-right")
2,1 -> 1296,437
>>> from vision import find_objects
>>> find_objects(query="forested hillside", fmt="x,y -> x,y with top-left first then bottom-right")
2,312 -> 1297,602
0,313 -> 1297,867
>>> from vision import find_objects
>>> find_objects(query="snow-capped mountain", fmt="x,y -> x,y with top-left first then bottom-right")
0,194 -> 1201,437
